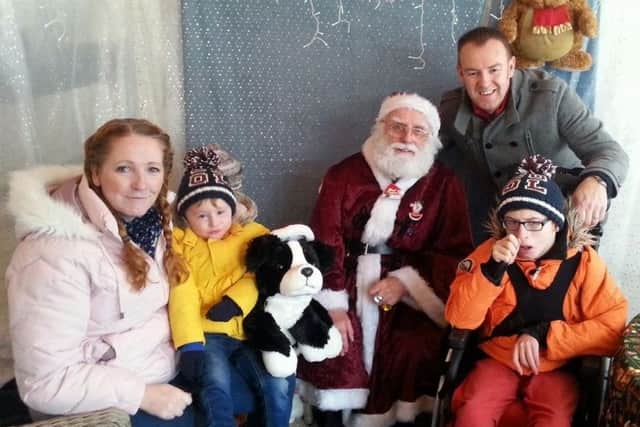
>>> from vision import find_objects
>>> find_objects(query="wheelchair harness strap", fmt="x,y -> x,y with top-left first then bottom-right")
490,252 -> 582,338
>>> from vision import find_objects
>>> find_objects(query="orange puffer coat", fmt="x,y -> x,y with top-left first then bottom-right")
445,216 -> 627,375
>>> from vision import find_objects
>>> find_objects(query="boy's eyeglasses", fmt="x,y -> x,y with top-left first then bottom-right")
384,120 -> 431,141
503,218 -> 550,232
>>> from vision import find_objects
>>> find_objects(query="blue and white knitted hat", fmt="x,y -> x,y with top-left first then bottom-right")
497,155 -> 566,227
176,146 -> 237,217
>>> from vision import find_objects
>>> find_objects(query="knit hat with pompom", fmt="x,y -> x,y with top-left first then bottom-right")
176,146 -> 237,217
497,155 -> 566,227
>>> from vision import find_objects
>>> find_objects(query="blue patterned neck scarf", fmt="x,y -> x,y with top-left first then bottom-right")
123,208 -> 162,259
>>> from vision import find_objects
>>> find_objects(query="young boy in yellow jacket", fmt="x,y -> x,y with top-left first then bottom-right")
445,155 -> 627,427
169,146 -> 294,427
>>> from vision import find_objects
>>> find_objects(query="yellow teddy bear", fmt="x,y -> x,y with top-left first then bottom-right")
498,0 -> 597,71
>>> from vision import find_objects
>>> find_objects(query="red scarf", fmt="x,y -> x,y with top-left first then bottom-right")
472,92 -> 510,122
532,5 -> 572,35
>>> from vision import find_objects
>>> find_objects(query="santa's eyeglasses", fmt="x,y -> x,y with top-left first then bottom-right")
383,120 -> 431,141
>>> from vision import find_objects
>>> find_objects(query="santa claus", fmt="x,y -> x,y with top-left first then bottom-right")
297,92 -> 474,426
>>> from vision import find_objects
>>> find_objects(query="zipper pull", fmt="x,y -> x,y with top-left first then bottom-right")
531,266 -> 542,281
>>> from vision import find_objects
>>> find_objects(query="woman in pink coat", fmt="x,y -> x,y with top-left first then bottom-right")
6,119 -> 197,425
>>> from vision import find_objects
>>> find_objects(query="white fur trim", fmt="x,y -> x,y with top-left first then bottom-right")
361,176 -> 418,247
355,254 -> 381,374
376,93 -> 441,134
296,378 -> 368,411
8,165 -> 98,240
314,289 -> 349,311
362,196 -> 401,247
348,395 -> 435,426
271,224 -> 314,242
388,267 -> 447,328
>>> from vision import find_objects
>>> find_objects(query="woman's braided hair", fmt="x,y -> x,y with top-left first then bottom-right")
84,118 -> 188,290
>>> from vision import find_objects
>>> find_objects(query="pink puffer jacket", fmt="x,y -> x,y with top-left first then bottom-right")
6,166 -> 176,415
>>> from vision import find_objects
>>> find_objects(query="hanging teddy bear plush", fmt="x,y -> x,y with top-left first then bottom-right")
498,0 -> 597,71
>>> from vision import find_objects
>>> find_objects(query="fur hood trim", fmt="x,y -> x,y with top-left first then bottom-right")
7,165 -> 98,241
485,202 -> 597,250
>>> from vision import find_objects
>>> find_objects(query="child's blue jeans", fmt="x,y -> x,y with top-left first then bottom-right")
199,333 -> 295,427
131,333 -> 295,427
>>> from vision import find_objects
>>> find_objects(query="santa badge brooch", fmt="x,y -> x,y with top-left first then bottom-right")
408,201 -> 424,221
383,182 -> 402,199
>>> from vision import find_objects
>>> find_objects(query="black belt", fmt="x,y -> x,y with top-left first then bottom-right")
346,240 -> 395,256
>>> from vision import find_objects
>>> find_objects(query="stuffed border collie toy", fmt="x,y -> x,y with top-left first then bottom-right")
243,224 -> 342,378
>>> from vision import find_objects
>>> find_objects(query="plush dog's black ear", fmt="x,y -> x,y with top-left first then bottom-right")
311,240 -> 335,272
246,234 -> 282,272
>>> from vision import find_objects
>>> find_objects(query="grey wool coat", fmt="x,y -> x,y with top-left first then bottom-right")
438,68 -> 629,244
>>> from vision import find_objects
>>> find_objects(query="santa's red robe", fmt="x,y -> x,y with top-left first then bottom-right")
297,152 -> 473,425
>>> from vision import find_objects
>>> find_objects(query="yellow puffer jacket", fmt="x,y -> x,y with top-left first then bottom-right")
169,222 -> 269,348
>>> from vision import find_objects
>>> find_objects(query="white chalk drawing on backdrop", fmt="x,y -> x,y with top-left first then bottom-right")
302,0 -> 445,71
450,0 -> 459,45
332,0 -> 351,33
303,0 -> 328,48
408,0 -> 426,70
489,0 -> 505,21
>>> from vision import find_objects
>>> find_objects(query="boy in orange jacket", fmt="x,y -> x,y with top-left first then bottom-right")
445,155 -> 627,427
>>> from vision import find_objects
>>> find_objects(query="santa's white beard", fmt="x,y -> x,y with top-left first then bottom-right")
362,126 -> 442,180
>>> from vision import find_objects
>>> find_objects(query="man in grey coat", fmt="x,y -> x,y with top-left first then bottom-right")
439,26 -> 628,245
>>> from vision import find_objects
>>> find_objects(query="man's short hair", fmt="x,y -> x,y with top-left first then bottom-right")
457,26 -> 513,59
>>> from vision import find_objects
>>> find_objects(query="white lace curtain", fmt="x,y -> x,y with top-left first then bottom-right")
596,4 -> 640,320
0,0 -> 185,385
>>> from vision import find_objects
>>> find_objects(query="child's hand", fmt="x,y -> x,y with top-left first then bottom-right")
140,383 -> 192,420
492,234 -> 519,265
512,333 -> 540,375
206,296 -> 242,321
328,309 -> 354,356
179,350 -> 206,386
